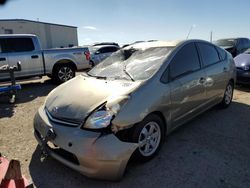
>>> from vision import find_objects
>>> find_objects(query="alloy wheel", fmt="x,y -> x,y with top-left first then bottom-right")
58,66 -> 73,82
138,121 -> 161,157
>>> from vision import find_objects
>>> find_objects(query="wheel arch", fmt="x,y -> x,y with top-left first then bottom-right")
52,59 -> 77,74
146,111 -> 168,136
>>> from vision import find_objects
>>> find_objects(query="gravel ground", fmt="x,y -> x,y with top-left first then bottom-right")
0,75 -> 250,188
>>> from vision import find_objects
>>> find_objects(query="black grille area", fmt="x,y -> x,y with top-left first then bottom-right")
48,147 -> 80,165
45,109 -> 80,127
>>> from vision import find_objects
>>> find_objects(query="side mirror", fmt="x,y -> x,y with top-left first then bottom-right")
95,51 -> 100,55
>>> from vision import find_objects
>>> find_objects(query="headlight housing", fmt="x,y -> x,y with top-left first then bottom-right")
83,95 -> 129,130
84,105 -> 119,129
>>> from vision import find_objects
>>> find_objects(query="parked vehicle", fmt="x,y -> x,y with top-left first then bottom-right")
34,40 -> 236,180
89,44 -> 120,66
0,34 -> 91,83
214,38 -> 250,57
234,48 -> 250,84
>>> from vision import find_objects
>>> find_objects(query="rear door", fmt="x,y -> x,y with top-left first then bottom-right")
169,43 -> 207,128
5,37 -> 44,77
196,42 -> 227,103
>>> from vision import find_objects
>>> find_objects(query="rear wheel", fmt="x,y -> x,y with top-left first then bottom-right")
130,114 -> 165,161
52,64 -> 75,84
219,81 -> 234,108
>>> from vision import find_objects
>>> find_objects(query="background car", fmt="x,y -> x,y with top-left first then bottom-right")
214,38 -> 250,57
89,43 -> 120,66
34,40 -> 235,180
234,48 -> 250,84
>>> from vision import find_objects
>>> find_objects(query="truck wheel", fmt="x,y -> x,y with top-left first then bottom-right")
53,64 -> 75,84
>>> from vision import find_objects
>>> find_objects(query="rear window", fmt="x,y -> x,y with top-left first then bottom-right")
5,38 -> 35,52
215,39 -> 236,47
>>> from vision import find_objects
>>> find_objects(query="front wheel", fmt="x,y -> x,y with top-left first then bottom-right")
219,81 -> 234,108
52,64 -> 75,84
130,114 -> 165,162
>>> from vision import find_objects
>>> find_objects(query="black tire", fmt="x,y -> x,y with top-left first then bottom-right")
52,64 -> 75,84
130,114 -> 165,162
219,81 -> 234,108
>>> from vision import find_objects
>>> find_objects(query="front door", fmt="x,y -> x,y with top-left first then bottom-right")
0,39 -> 9,80
4,37 -> 43,78
169,43 -> 207,128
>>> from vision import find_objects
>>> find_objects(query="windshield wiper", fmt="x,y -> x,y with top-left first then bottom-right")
123,68 -> 134,81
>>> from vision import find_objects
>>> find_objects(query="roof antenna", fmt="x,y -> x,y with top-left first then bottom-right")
186,24 -> 196,40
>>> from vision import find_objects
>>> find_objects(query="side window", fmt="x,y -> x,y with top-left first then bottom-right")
98,47 -> 107,54
216,47 -> 227,61
108,47 -> 119,53
169,43 -> 200,79
5,38 -> 35,53
247,39 -> 250,48
160,67 -> 169,83
0,40 -> 2,53
198,43 -> 220,67
99,47 -> 118,53
0,39 -> 8,53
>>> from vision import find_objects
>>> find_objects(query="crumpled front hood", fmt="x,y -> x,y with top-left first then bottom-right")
45,75 -> 141,123
234,54 -> 250,67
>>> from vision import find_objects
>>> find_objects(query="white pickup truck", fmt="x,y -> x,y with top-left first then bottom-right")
0,34 -> 91,83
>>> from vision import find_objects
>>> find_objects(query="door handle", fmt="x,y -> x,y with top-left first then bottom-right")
199,77 -> 206,84
31,55 -> 39,59
223,67 -> 228,72
0,57 -> 6,61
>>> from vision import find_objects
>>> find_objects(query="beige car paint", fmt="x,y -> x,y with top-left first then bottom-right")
34,40 -> 236,180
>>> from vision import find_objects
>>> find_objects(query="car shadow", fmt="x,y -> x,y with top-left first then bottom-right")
0,79 -> 56,118
29,101 -> 250,188
235,84 -> 250,92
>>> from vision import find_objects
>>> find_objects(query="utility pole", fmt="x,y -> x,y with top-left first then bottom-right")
210,31 -> 213,42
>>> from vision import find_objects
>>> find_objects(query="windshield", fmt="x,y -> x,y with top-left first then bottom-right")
215,39 -> 236,47
87,47 -> 173,81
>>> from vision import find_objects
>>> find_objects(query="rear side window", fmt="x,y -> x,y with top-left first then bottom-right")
5,38 -> 35,52
216,47 -> 227,61
198,43 -> 220,67
170,43 -> 201,79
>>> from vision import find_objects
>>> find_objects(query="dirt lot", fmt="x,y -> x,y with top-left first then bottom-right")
0,75 -> 250,188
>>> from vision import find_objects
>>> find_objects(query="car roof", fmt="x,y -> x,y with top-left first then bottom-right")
93,42 -> 119,47
125,40 -> 183,50
91,45 -> 120,49
216,38 -> 249,41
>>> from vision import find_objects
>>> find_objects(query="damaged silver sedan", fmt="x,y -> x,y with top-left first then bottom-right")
34,40 -> 236,180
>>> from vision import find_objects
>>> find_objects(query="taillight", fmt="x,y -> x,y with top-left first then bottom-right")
84,51 -> 90,61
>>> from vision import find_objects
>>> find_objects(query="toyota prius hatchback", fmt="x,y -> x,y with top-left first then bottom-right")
34,40 -> 236,180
